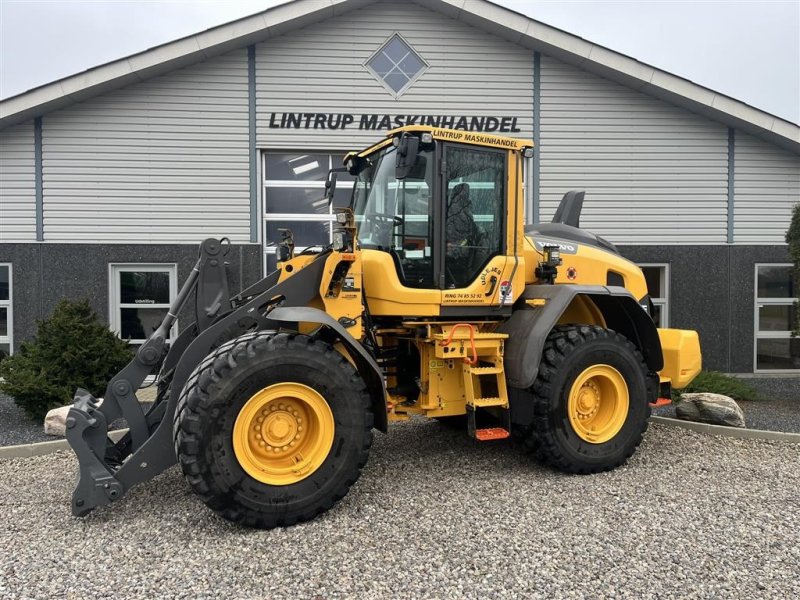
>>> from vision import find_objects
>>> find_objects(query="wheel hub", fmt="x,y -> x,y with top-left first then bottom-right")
233,383 -> 334,485
575,381 -> 601,420
567,365 -> 629,444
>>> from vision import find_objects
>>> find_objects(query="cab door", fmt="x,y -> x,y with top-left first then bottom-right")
440,144 -> 512,309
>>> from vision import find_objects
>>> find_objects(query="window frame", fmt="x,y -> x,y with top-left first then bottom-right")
262,152 -> 356,275
753,262 -> 798,373
637,263 -> 670,328
363,32 -> 429,99
109,263 -> 178,345
0,264 -> 12,357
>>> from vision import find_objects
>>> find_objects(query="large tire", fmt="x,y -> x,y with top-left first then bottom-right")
529,325 -> 653,474
173,331 -> 373,528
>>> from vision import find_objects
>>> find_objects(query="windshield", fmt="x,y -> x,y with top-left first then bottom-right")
352,146 -> 435,252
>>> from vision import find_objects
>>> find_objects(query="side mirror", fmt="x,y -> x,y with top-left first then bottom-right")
395,134 -> 420,180
325,167 -> 349,204
325,170 -> 339,204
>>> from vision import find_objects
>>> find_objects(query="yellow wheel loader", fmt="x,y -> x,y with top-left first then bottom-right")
66,127 -> 701,528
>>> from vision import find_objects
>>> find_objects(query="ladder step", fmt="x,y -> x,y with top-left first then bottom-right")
469,397 -> 508,408
466,366 -> 503,375
475,428 -> 510,441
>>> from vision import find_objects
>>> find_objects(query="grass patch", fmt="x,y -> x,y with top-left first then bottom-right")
671,371 -> 760,402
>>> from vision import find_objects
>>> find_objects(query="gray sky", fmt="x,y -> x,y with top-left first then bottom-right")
1,0 -> 798,124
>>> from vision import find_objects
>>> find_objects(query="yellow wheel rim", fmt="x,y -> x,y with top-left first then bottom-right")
232,383 -> 335,485
567,365 -> 629,444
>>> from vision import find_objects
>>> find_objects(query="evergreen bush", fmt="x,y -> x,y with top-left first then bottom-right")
0,299 -> 133,419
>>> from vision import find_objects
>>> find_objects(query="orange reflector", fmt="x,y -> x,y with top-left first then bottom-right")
475,428 -> 510,441
649,397 -> 672,407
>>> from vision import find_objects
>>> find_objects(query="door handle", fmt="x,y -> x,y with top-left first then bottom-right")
485,275 -> 498,297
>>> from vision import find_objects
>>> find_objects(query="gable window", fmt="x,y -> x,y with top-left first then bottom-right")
110,264 -> 177,345
0,264 -> 11,360
754,264 -> 799,371
365,34 -> 428,97
638,264 -> 669,327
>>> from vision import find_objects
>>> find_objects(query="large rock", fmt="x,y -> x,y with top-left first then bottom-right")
43,405 -> 72,437
44,398 -> 104,437
675,393 -> 746,428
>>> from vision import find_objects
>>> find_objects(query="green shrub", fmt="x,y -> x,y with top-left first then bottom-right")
786,203 -> 800,336
0,299 -> 133,419
671,370 -> 759,402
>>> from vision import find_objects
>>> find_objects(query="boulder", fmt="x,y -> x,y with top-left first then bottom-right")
43,405 -> 71,437
44,398 -> 104,437
675,393 -> 746,428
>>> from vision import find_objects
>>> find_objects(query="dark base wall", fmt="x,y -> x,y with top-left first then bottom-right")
619,244 -> 792,373
1,242 -> 792,374
0,243 -> 263,352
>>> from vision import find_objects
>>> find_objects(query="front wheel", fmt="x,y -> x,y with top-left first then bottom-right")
173,332 -> 373,528
529,325 -> 653,474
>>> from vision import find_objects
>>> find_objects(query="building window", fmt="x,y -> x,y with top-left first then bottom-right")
263,153 -> 354,273
365,33 -> 428,97
638,264 -> 669,328
755,264 -> 799,371
109,264 -> 177,345
0,264 -> 12,360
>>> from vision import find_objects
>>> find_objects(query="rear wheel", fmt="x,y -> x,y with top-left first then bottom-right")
174,331 -> 373,528
529,325 -> 653,473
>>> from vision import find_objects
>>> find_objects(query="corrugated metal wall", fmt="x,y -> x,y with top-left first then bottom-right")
0,122 -> 36,242
734,132 -> 800,244
255,0 -> 534,149
41,50 -> 250,243
539,55 -> 730,245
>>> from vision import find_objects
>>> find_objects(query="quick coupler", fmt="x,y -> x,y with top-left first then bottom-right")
66,389 -> 124,516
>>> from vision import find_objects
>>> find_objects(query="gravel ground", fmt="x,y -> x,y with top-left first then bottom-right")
1,421 -> 798,600
0,395 -> 50,446
653,396 -> 800,433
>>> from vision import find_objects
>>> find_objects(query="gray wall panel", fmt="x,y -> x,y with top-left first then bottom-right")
620,245 -> 730,371
733,132 -> 800,244
255,0 -> 534,149
41,50 -> 251,243
0,121 -> 36,242
621,244 -> 791,373
540,56 -> 730,245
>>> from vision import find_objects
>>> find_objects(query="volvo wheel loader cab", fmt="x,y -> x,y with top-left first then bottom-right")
66,126 -> 702,528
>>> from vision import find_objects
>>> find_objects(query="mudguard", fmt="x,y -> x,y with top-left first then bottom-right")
499,284 -> 663,389
267,306 -> 388,433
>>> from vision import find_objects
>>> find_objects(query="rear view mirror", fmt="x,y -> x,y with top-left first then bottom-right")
324,170 -> 338,204
395,134 -> 420,180
325,167 -> 349,204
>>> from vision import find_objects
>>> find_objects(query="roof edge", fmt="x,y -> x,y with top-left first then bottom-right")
418,0 -> 799,152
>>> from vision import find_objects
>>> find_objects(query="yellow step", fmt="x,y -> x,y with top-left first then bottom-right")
468,397 -> 509,408
466,366 -> 503,375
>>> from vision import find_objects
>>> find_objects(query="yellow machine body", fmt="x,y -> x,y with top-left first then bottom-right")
277,125 -> 701,427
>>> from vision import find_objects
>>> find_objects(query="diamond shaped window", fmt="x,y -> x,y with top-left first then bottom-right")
365,34 -> 428,97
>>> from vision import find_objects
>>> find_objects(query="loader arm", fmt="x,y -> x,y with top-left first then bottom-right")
67,240 -> 383,517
